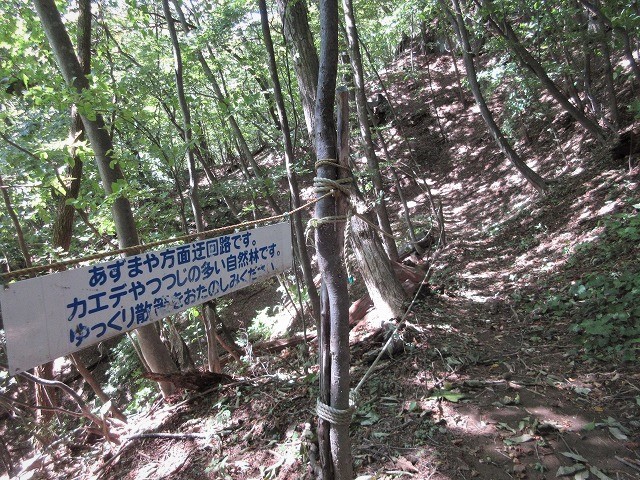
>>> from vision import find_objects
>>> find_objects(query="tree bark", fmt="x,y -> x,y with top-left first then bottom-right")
163,0 -> 204,233
0,173 -> 32,269
33,0 -> 178,398
258,0 -> 320,325
49,0 -> 127,423
51,0 -> 90,251
481,0 -> 608,142
342,0 -> 400,262
276,0 -> 320,139
200,49 -> 283,215
165,0 -> 221,371
578,0 -> 640,87
443,0 -> 548,193
315,0 -> 352,476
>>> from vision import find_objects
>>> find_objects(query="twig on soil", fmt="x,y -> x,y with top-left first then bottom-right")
125,432 -> 218,441
615,456 -> 640,472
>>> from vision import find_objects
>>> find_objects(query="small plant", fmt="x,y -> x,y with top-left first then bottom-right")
535,206 -> 640,361
568,272 -> 640,360
205,455 -> 232,479
104,337 -> 159,414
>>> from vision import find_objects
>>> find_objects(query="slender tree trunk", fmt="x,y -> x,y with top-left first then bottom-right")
69,353 -> 127,422
276,0 -> 320,139
163,0 -> 204,233
0,173 -> 58,426
0,173 -> 31,269
199,48 -> 283,215
50,0 -> 127,422
443,0 -> 548,193
51,0 -> 91,250
202,302 -> 221,373
258,0 -> 320,325
165,0 -> 220,371
482,0 -> 608,142
578,0 -> 640,86
342,0 -> 400,262
33,0 -> 178,397
593,1 -> 619,128
315,0 -> 352,476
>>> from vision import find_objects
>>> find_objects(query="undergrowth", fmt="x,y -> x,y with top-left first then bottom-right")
534,203 -> 640,361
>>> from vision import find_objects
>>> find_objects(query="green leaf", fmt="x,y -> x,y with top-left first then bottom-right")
608,427 -> 628,440
498,422 -> 517,433
589,467 -> 613,480
561,452 -> 588,463
428,390 -> 465,402
556,464 -> 586,476
573,386 -> 591,395
359,411 -> 380,426
504,434 -> 534,445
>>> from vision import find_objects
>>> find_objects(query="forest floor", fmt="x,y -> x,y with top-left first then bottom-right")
4,48 -> 640,480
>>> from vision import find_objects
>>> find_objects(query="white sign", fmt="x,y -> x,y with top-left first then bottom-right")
0,222 -> 292,374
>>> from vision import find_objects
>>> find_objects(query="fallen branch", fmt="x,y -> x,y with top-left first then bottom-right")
18,371 -> 116,443
615,456 -> 640,473
125,432 -> 218,441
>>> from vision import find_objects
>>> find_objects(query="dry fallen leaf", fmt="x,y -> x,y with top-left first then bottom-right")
396,455 -> 420,473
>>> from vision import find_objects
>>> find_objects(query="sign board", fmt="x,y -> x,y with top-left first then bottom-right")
0,222 -> 292,374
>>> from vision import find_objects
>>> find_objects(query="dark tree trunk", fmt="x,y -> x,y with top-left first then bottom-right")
342,0 -> 400,262
258,0 -> 320,325
51,0 -> 90,251
50,0 -> 127,423
315,0 -> 352,476
33,0 -> 178,397
200,53 -> 283,215
276,0 -> 320,139
578,0 -> 640,87
163,0 -> 204,233
482,0 -> 608,142
166,0 -> 222,371
443,0 -> 548,193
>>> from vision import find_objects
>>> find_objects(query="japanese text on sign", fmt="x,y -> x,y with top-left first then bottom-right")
0,222 -> 292,374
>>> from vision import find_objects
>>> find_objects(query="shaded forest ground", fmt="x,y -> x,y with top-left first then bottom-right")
4,46 -> 640,479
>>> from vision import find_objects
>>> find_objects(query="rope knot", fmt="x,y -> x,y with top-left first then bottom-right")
316,398 -> 355,426
313,176 -> 352,197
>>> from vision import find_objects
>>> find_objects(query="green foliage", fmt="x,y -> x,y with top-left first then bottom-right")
104,337 -> 158,414
247,305 -> 281,342
629,98 -> 640,120
535,207 -> 640,361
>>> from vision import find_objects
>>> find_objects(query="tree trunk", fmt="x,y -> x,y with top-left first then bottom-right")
342,0 -> 400,262
50,0 -> 127,423
33,0 -> 178,398
199,48 -> 283,215
202,302 -> 221,373
165,0 -> 220,370
578,0 -> 640,86
0,173 -> 31,269
258,0 -> 320,325
1,172 -> 60,426
592,1 -> 619,128
276,0 -> 320,139
482,0 -> 608,142
163,0 -> 204,233
315,0 -> 352,476
443,0 -> 548,193
69,353 -> 127,422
